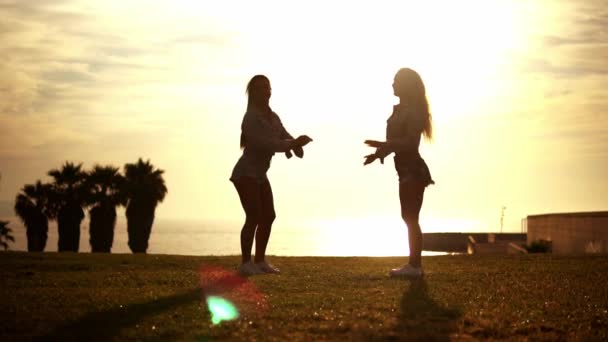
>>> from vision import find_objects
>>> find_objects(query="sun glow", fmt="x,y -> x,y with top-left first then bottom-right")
226,1 -> 531,125
303,216 -> 484,257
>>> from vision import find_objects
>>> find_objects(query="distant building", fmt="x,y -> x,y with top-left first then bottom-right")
422,233 -> 526,254
526,211 -> 608,254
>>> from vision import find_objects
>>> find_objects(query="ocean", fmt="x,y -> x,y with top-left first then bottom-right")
2,216 -> 489,256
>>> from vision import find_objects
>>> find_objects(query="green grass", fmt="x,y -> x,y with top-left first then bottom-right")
1,252 -> 608,341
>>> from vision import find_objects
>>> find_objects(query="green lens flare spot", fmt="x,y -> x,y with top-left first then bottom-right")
206,296 -> 239,325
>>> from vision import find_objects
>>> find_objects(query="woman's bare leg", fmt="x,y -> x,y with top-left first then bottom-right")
234,178 -> 262,264
399,180 -> 426,268
254,180 -> 276,263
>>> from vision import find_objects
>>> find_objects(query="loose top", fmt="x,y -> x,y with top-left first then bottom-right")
386,104 -> 434,185
230,107 -> 293,183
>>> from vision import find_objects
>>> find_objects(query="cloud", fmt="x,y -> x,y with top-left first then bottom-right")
1,1 -> 229,112
41,67 -> 95,84
517,0 -> 607,79
543,10 -> 607,47
0,0 -> 228,171
543,34 -> 605,46
0,66 -> 38,115
519,58 -> 608,78
0,0 -> 83,23
508,3 -> 608,163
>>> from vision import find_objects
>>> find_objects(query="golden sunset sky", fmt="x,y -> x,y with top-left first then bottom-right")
1,0 -> 607,234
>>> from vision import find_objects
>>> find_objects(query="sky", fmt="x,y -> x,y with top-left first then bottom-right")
1,0 -> 607,234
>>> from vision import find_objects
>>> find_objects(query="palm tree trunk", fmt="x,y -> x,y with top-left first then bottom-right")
57,205 -> 84,252
126,201 -> 155,253
89,205 -> 117,253
25,211 -> 48,252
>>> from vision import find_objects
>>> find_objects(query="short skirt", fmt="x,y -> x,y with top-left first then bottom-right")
394,153 -> 435,186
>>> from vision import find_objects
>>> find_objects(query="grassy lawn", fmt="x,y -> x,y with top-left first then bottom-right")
1,252 -> 607,341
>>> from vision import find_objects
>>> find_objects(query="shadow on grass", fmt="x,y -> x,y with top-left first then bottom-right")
394,278 -> 461,341
43,288 -> 203,341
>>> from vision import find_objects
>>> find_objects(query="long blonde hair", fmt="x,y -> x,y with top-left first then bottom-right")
395,68 -> 433,141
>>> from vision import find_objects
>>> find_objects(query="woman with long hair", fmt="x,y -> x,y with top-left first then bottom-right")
364,68 -> 434,278
230,75 -> 312,276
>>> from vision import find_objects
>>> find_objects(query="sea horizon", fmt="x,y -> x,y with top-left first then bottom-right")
1,215 -> 523,257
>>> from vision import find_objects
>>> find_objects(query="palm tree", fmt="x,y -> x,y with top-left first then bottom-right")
14,181 -> 54,251
48,162 -> 87,252
123,158 -> 167,253
85,165 -> 126,253
0,220 -> 15,251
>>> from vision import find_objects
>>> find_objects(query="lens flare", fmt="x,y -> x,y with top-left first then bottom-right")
206,295 -> 239,325
199,266 -> 268,325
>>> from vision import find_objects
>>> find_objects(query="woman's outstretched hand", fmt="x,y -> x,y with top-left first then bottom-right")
286,135 -> 311,158
363,153 -> 384,165
295,135 -> 313,147
285,146 -> 304,159
363,140 -> 389,165
293,146 -> 304,158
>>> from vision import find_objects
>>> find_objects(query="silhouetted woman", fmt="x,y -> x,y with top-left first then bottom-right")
364,68 -> 434,278
231,75 -> 312,276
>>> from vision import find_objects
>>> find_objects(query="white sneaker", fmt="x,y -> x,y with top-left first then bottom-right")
239,262 -> 262,276
389,264 -> 424,278
255,261 -> 281,274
